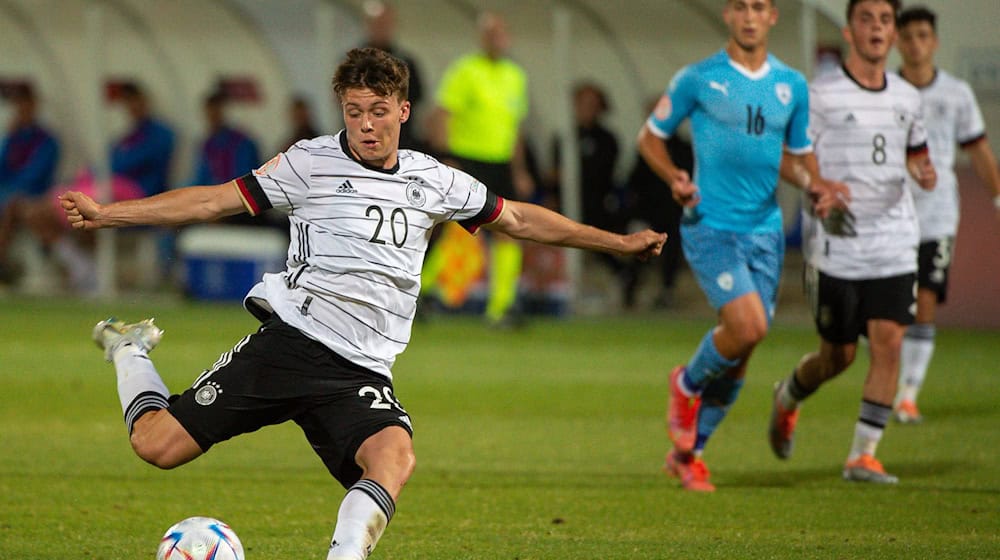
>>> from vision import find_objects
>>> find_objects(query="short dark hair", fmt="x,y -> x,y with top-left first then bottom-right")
846,0 -> 901,22
897,6 -> 937,31
332,47 -> 409,101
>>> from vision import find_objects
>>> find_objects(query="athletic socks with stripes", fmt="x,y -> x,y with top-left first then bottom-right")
111,343 -> 169,433
848,400 -> 892,461
327,479 -> 396,560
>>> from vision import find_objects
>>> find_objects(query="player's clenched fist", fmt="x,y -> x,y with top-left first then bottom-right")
59,191 -> 101,230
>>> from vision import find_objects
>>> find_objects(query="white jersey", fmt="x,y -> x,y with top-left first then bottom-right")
804,66 -> 928,280
900,69 -> 986,239
235,131 -> 503,379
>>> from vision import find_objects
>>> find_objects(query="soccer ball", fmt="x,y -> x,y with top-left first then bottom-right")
156,516 -> 245,560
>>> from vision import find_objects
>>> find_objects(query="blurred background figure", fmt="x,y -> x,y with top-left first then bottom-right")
110,82 -> 175,198
0,84 -> 59,211
0,84 -> 60,286
191,90 -> 260,187
548,82 -> 634,307
622,96 -> 692,310
279,95 -> 320,152
362,0 -> 425,151
191,90 -> 279,229
427,11 -> 532,327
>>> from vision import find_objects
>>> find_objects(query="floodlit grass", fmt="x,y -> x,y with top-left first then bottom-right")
1,295 -> 997,559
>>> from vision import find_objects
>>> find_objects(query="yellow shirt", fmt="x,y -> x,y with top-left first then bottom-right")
435,53 -> 528,163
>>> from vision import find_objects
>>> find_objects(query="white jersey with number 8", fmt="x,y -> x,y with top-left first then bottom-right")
804,66 -> 928,280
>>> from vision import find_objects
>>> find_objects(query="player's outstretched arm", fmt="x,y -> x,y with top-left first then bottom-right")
59,181 -> 248,230
484,200 -> 666,261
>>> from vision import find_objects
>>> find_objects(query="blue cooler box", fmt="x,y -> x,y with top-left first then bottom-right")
178,225 -> 287,301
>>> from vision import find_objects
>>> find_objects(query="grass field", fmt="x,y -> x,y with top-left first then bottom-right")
1,295 -> 998,559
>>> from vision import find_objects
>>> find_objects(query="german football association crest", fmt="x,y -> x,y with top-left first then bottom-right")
195,381 -> 221,406
893,104 -> 909,127
406,181 -> 426,208
775,83 -> 792,106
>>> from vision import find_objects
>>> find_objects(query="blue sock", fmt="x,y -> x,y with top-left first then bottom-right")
694,376 -> 745,453
683,329 -> 740,394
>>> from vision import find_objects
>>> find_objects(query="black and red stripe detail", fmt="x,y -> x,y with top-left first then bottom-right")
235,173 -> 273,216
460,192 -> 505,234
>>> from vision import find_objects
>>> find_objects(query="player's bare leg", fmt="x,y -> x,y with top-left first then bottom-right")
93,318 -> 204,469
666,293 -> 765,490
129,410 -> 203,469
841,320 -> 902,484
328,426 -> 414,560
770,341 -> 856,459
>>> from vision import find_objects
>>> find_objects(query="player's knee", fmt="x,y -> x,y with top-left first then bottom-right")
728,318 -> 768,351
129,430 -> 183,469
826,346 -> 855,376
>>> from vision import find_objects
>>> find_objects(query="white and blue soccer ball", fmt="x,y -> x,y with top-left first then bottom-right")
156,516 -> 245,560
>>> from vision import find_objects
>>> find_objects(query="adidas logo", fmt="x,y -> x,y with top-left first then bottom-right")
844,113 -> 857,124
336,180 -> 357,194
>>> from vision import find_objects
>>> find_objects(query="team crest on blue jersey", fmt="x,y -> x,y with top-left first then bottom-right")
775,83 -> 792,106
406,181 -> 426,208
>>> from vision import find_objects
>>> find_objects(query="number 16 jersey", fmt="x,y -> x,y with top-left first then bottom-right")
646,50 -> 812,234
234,131 -> 502,379
805,66 -> 928,280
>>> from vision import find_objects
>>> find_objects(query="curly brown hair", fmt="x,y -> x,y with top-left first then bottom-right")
332,47 -> 410,101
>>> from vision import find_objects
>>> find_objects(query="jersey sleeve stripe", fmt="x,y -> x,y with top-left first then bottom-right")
459,192 -> 504,234
235,174 -> 272,215
959,133 -> 987,149
906,143 -> 929,156
784,145 -> 814,156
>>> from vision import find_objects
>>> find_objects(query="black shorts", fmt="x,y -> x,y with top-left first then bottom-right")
167,315 -> 413,488
805,265 -> 916,344
917,238 -> 955,303
450,156 -> 518,201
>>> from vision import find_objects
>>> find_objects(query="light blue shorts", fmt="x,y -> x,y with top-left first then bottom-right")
680,221 -> 784,321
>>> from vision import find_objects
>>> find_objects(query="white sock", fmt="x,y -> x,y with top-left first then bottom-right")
112,343 -> 169,433
848,422 -> 884,461
898,324 -> 935,404
327,480 -> 394,560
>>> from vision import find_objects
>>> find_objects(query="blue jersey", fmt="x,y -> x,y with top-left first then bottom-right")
647,50 -> 811,233
111,118 -> 175,197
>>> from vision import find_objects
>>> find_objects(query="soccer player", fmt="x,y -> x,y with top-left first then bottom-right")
637,0 -> 847,491
60,48 -> 666,560
769,0 -> 937,484
893,6 -> 1000,424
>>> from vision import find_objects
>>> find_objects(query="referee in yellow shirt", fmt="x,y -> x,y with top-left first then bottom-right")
428,11 -> 534,327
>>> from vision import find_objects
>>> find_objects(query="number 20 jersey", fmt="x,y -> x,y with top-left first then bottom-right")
235,131 -> 502,379
805,66 -> 928,280
646,50 -> 812,234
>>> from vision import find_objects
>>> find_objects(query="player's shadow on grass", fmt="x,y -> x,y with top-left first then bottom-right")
724,459 -> 1000,494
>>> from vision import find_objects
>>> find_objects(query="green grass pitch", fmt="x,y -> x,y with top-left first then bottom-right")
1,295 -> 997,559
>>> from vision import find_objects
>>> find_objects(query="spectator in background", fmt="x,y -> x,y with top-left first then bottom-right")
0,84 -> 59,284
279,95 -> 320,152
110,82 -> 174,197
192,91 -> 278,229
362,0 -> 425,151
191,90 -> 260,186
0,85 -> 59,210
549,82 -> 634,306
622,97 -> 692,309
427,11 -> 533,327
